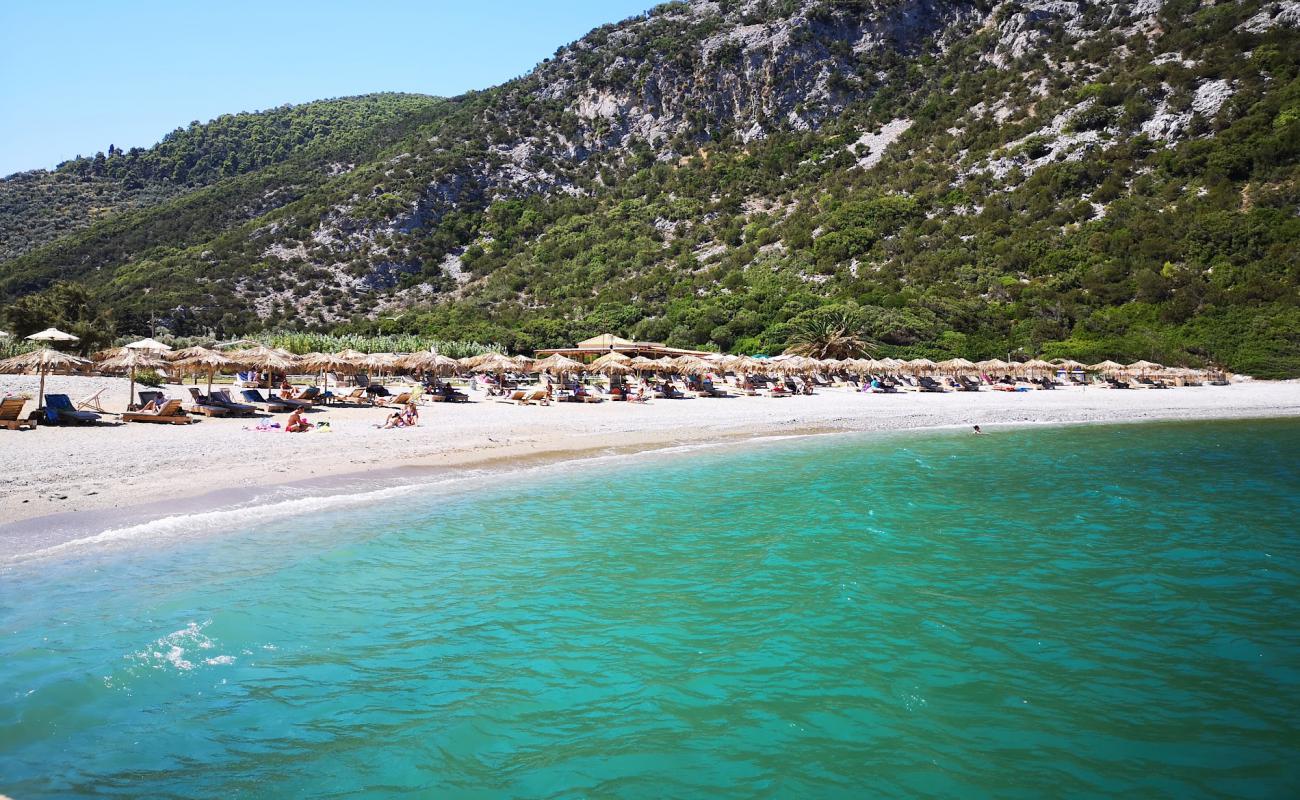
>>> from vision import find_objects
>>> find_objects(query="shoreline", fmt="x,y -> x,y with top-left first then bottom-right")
2,376 -> 1299,548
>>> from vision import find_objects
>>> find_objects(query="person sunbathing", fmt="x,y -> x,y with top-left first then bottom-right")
401,402 -> 419,426
380,410 -> 405,429
286,408 -> 312,432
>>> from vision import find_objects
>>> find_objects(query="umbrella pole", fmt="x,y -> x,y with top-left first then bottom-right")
38,363 -> 47,411
129,366 -> 136,410
207,368 -> 215,397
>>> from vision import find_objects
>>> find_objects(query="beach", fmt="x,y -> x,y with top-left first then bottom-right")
2,374 -> 1299,529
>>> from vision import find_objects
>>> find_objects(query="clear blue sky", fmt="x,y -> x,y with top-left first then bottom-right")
0,0 -> 652,176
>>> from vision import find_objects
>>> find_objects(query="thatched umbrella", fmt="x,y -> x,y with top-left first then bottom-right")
231,344 -> 298,392
359,352 -> 398,383
1052,358 -> 1087,372
171,347 -> 234,396
0,348 -> 92,408
974,358 -> 1009,374
470,353 -> 519,391
938,357 -> 976,374
626,355 -> 659,375
297,351 -> 359,388
671,355 -> 714,376
589,351 -> 632,374
1126,360 -> 1164,376
400,352 -> 460,386
1088,360 -> 1124,375
906,358 -> 937,375
1018,358 -> 1055,376
533,353 -> 584,378
98,347 -> 166,409
461,352 -> 503,370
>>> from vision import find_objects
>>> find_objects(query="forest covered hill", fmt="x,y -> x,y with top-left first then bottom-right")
2,0 -> 1299,376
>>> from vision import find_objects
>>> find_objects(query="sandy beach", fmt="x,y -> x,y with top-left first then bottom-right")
2,374 -> 1298,529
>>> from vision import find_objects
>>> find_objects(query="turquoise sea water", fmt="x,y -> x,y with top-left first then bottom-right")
2,419 -> 1299,798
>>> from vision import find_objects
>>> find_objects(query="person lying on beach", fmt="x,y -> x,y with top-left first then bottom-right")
380,410 -> 405,429
286,408 -> 312,433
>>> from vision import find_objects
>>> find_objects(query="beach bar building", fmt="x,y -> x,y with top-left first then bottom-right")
535,334 -> 712,362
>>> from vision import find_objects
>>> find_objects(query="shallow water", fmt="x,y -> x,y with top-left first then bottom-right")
3,419 -> 1299,798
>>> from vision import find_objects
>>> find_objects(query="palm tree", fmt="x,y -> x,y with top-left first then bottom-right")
783,308 -> 876,360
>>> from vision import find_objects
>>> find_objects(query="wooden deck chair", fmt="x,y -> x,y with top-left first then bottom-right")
0,397 -> 38,430
122,399 -> 195,424
76,388 -> 108,413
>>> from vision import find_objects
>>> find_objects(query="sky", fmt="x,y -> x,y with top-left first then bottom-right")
0,0 -> 653,176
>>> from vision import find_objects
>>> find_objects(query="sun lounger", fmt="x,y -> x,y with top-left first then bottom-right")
185,388 -> 230,417
137,390 -> 166,409
377,391 -> 412,407
241,389 -> 294,413
123,399 -> 194,424
335,387 -> 373,406
44,394 -> 102,425
425,385 -> 469,402
209,389 -> 259,415
0,397 -> 38,430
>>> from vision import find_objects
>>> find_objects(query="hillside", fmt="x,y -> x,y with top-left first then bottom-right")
0,93 -> 443,263
2,0 -> 1299,376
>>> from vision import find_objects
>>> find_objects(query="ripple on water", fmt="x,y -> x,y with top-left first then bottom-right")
1,419 -> 1298,798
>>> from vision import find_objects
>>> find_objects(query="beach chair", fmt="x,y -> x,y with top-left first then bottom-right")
335,387 -> 373,406
0,397 -> 38,430
241,389 -> 294,413
186,387 -> 230,417
377,391 -> 412,407
76,387 -> 108,413
209,389 -> 259,415
137,390 -> 166,409
123,399 -> 194,424
44,394 -> 102,425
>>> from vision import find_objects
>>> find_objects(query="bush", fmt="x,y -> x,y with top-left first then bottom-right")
135,369 -> 165,388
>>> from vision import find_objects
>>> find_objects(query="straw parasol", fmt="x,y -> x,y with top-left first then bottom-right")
231,344 -> 298,391
0,348 -> 92,408
470,352 -> 518,380
1126,360 -> 1164,376
671,355 -> 714,375
906,358 -> 937,375
533,353 -> 584,375
975,358 -> 1010,373
938,357 -> 975,374
297,351 -> 359,388
589,351 -> 632,375
627,355 -> 660,374
1088,360 -> 1124,375
400,352 -> 461,385
1051,358 -> 1087,371
461,352 -> 503,370
171,347 -> 234,396
1018,358 -> 1054,376
98,347 -> 167,409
